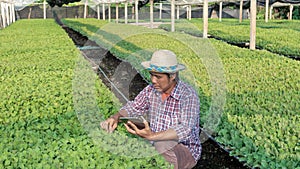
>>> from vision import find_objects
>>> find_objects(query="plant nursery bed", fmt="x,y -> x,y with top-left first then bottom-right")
60,22 -> 251,169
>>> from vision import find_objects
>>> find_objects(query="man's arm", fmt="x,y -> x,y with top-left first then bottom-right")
101,85 -> 151,133
172,92 -> 200,142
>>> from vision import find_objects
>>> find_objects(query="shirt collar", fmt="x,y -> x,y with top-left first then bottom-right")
170,81 -> 182,100
153,81 -> 182,101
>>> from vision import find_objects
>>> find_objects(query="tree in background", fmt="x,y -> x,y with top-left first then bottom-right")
273,6 -> 300,19
292,6 -> 300,19
256,4 -> 300,20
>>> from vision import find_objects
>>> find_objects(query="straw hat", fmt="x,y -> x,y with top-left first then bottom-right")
141,50 -> 186,73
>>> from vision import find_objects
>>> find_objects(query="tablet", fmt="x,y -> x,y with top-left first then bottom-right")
119,116 -> 145,124
119,116 -> 146,129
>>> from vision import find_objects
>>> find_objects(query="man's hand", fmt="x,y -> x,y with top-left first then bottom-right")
100,116 -> 118,133
100,110 -> 128,133
124,119 -> 155,140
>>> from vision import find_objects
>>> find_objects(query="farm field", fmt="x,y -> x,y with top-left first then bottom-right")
0,17 -> 299,169
159,18 -> 300,59
62,18 -> 300,169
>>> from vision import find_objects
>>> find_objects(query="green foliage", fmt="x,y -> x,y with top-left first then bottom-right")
169,18 -> 300,59
0,19 -> 170,168
62,18 -> 300,169
293,6 -> 300,19
34,0 -> 45,3
256,7 -> 266,20
276,6 -> 290,19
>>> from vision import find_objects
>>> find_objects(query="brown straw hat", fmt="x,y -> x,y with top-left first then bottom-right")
141,50 -> 186,73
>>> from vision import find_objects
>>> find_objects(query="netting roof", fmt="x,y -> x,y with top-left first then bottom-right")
0,0 -> 14,2
81,0 -> 250,5
83,0 -> 300,5
9,0 -> 300,8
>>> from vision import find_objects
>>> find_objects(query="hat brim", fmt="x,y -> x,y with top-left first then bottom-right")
141,61 -> 186,73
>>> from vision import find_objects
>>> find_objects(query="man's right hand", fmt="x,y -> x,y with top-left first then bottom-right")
100,116 -> 118,133
100,111 -> 127,133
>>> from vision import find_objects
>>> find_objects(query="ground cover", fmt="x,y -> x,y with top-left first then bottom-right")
62,18 -> 300,169
0,19 -> 169,168
159,18 -> 300,59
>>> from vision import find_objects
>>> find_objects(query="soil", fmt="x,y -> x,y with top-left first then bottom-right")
58,20 -> 251,169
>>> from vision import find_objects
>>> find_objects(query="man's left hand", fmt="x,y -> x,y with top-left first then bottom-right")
124,120 -> 154,140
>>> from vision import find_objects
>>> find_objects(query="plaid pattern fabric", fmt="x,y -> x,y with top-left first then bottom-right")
121,81 -> 201,161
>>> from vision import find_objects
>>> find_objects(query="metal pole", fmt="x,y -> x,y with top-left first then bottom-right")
43,0 -> 46,19
249,0 -> 256,50
12,2 -> 15,22
108,3 -> 111,22
186,6 -> 188,19
1,2 -> 6,28
239,0 -> 243,23
97,5 -> 100,20
159,3 -> 162,20
5,3 -> 9,25
150,0 -> 153,28
289,5 -> 293,20
84,0 -> 88,18
171,0 -> 175,32
177,5 -> 179,19
102,3 -> 106,20
203,0 -> 208,38
135,0 -> 138,24
125,2 -> 128,24
219,2 -> 222,22
265,0 -> 269,22
116,3 -> 119,23
189,5 -> 191,20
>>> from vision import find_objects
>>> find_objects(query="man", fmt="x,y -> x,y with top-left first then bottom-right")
100,49 -> 201,169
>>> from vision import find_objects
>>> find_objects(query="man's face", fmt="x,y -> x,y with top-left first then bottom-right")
150,72 -> 176,93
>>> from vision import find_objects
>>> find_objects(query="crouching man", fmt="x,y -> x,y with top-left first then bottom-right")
100,49 -> 201,169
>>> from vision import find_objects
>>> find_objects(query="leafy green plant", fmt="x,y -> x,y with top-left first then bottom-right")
0,19 -> 170,168
163,18 -> 300,59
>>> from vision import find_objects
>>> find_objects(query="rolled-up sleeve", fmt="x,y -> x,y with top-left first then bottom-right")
121,85 -> 152,116
171,91 -> 200,142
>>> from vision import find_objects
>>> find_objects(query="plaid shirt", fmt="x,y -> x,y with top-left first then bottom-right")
121,80 -> 201,161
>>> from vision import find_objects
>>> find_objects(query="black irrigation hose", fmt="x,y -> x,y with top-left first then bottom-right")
79,47 -> 252,169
